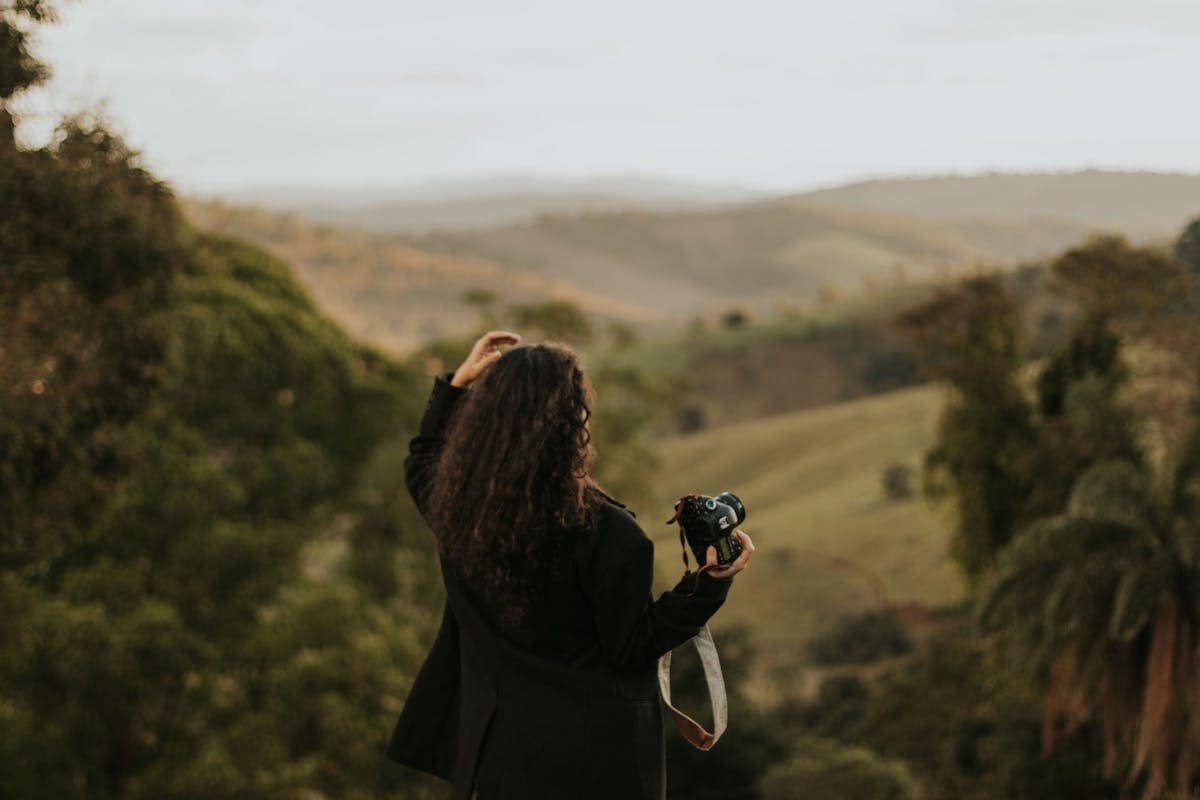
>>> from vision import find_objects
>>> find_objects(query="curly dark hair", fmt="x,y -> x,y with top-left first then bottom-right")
427,342 -> 604,630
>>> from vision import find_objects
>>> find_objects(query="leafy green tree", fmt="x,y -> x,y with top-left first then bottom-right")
979,453 -> 1200,799
760,737 -> 918,800
1048,234 -> 1190,324
1,9 -> 444,798
510,298 -> 593,343
771,612 -> 1118,800
897,274 -> 1036,579
806,611 -> 912,666
1018,312 -> 1144,526
1175,217 -> 1200,274
586,361 -> 678,509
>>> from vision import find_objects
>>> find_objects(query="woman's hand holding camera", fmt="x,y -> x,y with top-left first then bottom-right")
451,330 -> 521,388
704,530 -> 754,579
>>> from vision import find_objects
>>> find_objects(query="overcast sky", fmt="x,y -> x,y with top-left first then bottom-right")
15,0 -> 1200,194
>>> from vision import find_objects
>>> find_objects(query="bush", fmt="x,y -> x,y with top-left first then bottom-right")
761,737 -> 918,800
807,611 -> 912,666
881,464 -> 913,500
721,309 -> 750,328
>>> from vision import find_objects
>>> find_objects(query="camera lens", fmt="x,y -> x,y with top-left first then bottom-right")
716,492 -> 746,524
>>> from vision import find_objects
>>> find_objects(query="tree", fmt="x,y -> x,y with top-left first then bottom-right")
510,298 -> 593,343
462,286 -> 498,327
721,308 -> 750,329
761,738 -> 918,800
0,9 -> 442,797
897,274 -> 1036,579
979,452 -> 1200,799
806,611 -> 912,665
1175,217 -> 1200,274
0,0 -> 54,101
1049,234 -> 1190,325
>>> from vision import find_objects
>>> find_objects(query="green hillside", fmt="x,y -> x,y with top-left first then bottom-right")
641,381 -> 964,683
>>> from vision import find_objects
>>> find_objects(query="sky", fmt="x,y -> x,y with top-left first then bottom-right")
15,0 -> 1200,194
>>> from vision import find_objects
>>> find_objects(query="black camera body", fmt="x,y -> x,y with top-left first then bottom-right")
671,492 -> 746,567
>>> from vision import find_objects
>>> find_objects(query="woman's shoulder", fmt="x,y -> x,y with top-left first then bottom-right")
578,487 -> 654,566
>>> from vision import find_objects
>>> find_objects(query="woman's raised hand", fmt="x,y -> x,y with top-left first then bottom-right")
704,530 -> 755,579
450,330 -> 522,388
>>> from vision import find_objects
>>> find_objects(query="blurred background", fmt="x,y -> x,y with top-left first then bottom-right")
3,1 -> 1200,798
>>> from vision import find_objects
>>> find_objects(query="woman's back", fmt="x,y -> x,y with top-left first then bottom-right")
386,335 -> 750,800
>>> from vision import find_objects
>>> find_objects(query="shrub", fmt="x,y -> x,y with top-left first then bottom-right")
807,611 -> 912,666
761,737 -> 918,800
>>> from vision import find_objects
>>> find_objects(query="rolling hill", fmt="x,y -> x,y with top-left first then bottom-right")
187,170 -> 1194,362
797,170 -> 1200,232
417,198 -> 1094,319
220,173 -> 763,234
641,380 -> 963,695
185,200 -> 673,353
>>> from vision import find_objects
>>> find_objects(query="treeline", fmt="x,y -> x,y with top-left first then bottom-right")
0,7 -> 674,798
695,225 -> 1200,800
1,4 -> 449,797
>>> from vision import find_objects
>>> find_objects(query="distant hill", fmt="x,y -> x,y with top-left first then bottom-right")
184,200 -> 672,354
185,191 -> 1104,356
797,170 -> 1200,233
218,173 -> 763,234
417,197 -> 1095,318
187,171 -> 1196,361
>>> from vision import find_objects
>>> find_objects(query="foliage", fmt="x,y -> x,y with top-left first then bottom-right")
1049,234 -> 1191,323
901,232 -> 1200,797
722,309 -> 750,328
760,737 -> 918,800
586,360 -> 679,508
897,274 -> 1036,578
0,0 -> 53,99
775,619 -> 1119,800
509,298 -> 593,343
0,16 -> 443,797
881,463 -> 914,500
978,455 -> 1200,798
806,611 -> 912,666
1177,217 -> 1200,274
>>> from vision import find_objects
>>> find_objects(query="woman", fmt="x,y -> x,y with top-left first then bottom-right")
386,331 -> 754,800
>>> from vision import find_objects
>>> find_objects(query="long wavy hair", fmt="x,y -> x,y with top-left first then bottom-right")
427,342 -> 603,629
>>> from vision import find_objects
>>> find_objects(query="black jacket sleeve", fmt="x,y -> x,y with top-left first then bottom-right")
403,371 -> 466,521
584,509 -> 733,673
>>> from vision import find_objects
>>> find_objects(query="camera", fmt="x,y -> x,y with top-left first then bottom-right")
669,492 -> 746,567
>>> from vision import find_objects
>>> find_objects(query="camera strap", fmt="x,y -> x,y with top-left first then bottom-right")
657,624 -> 728,750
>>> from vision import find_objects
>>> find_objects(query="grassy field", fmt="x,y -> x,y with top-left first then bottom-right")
639,380 -> 965,696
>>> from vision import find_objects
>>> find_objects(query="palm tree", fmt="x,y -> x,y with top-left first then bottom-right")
978,439 -> 1200,799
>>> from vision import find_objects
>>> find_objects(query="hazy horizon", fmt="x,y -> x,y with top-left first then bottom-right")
14,0 -> 1200,195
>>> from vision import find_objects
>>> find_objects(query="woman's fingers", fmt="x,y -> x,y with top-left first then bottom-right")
484,330 -> 521,346
706,530 -> 754,579
453,331 -> 521,387
476,331 -> 521,356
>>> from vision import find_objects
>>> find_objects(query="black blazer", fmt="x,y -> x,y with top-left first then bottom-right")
386,373 -> 734,800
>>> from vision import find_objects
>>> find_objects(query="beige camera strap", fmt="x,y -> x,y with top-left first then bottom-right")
657,624 -> 728,750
